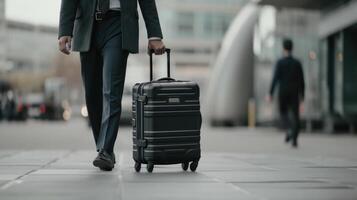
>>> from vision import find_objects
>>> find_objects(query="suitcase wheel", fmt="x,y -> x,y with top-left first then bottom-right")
147,162 -> 154,173
181,162 -> 189,171
190,161 -> 199,172
134,162 -> 141,172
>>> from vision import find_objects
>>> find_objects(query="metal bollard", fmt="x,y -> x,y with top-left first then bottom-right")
248,98 -> 256,128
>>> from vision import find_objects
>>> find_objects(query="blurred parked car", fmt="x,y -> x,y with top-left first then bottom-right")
26,93 -> 46,119
26,93 -> 71,121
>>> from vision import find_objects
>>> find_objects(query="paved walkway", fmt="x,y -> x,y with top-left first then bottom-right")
1,120 -> 357,199
0,150 -> 357,200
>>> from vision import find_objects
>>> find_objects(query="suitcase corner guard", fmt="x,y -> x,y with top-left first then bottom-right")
136,95 -> 148,104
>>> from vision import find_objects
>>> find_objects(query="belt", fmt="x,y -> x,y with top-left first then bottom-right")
95,10 -> 121,21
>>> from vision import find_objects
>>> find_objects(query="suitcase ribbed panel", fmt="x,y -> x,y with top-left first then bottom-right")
132,81 -> 201,165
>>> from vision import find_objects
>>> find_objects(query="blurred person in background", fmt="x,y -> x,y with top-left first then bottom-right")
0,94 -> 3,121
58,0 -> 166,171
3,91 -> 16,121
267,39 -> 305,148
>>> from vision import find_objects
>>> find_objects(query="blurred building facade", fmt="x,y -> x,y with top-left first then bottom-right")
135,0 -> 249,105
256,0 -> 357,131
138,0 -> 247,68
0,0 -> 5,71
319,0 -> 357,132
0,20 -> 60,97
4,20 -> 58,72
207,0 -> 357,131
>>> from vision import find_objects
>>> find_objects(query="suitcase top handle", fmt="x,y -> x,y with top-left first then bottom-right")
149,48 -> 172,82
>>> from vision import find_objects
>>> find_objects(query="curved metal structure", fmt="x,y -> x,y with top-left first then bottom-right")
206,3 -> 260,126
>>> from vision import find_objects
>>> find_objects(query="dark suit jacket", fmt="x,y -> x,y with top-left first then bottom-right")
59,0 -> 163,53
270,55 -> 305,99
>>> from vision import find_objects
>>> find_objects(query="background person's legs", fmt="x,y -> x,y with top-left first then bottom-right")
279,96 -> 292,142
290,96 -> 300,147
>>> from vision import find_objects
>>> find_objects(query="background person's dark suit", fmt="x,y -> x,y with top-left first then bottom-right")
58,0 -> 164,167
270,55 -> 305,146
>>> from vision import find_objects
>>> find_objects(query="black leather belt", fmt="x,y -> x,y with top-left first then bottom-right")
95,10 -> 121,21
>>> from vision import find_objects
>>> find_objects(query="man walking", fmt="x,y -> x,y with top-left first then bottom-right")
58,0 -> 165,171
268,39 -> 305,148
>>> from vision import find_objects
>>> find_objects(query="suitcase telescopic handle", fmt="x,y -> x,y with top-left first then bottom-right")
149,48 -> 171,81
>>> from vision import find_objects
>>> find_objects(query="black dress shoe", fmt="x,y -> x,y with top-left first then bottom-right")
285,130 -> 292,143
111,152 -> 116,164
285,135 -> 291,143
292,140 -> 298,148
93,150 -> 115,171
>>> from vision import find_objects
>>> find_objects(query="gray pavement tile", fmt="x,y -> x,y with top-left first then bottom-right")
0,163 -> 43,167
25,173 -> 118,181
46,164 -> 94,170
119,153 -> 276,173
0,152 -> 17,160
33,169 -> 106,175
0,151 -> 68,166
22,173 -> 118,182
119,170 -> 214,183
241,187 -> 357,200
0,194 -> 110,200
0,166 -> 40,182
0,174 -> 23,181
233,180 -> 354,189
1,150 -> 357,200
284,168 -> 357,186
121,182 -> 258,200
0,180 -> 9,187
0,166 -> 38,177
55,151 -> 96,162
202,170 -> 326,183
239,157 -> 313,168
198,155 -> 276,172
115,152 -> 263,172
0,175 -> 121,200
304,157 -> 357,167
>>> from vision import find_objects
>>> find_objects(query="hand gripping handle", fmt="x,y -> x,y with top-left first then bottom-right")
149,48 -> 172,81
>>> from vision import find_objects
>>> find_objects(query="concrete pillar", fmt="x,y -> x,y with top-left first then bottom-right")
206,3 -> 260,126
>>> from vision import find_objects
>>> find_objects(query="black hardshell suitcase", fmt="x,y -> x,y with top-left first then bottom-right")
132,49 -> 202,173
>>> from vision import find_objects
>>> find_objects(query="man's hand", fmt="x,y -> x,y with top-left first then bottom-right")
299,101 -> 304,114
58,36 -> 72,55
148,40 -> 165,55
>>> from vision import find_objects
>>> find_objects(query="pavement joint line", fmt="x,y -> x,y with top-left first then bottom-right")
316,178 -> 356,190
0,180 -> 23,190
210,177 -> 268,200
259,166 -> 278,171
117,171 -> 124,200
116,152 -> 125,200
0,150 -> 73,190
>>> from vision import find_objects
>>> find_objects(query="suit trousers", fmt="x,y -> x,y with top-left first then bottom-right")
80,13 -> 129,153
278,94 -> 300,141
